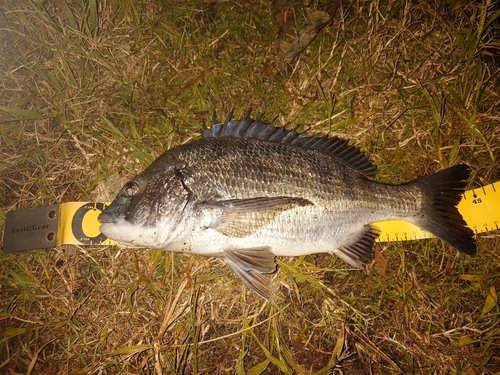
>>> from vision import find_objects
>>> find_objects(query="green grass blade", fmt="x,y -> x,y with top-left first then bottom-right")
58,0 -> 79,30
88,0 -> 98,36
100,116 -> 153,165
419,84 -> 444,165
36,67 -> 63,93
454,109 -> 495,162
0,105 -> 47,120
110,344 -> 152,356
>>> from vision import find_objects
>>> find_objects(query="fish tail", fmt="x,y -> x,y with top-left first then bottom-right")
410,164 -> 476,255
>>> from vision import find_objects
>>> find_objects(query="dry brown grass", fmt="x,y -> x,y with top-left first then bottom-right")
1,0 -> 499,374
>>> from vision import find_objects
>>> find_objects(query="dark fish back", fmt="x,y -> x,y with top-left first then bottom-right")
204,110 -> 377,177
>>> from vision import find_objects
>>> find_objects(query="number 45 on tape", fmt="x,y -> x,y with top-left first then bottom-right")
2,182 -> 499,253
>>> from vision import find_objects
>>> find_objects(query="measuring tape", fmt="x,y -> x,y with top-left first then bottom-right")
2,182 -> 499,252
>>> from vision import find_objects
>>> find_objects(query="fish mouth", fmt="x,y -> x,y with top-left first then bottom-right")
98,214 -> 166,248
98,212 -> 123,224
98,212 -> 126,240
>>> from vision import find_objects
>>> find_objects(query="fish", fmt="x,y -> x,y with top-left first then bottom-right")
98,110 -> 476,299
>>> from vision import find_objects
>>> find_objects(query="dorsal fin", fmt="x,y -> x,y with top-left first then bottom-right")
203,110 -> 377,177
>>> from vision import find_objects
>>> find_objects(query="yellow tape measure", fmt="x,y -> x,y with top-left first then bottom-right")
2,182 -> 499,252
58,202 -> 117,246
458,183 -> 499,234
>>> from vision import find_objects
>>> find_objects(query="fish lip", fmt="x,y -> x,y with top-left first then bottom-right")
97,212 -> 124,224
98,212 -> 128,242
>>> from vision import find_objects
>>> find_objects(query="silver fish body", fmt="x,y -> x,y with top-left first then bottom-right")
99,111 -> 476,299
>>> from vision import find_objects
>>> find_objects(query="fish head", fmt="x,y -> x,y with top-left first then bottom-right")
98,166 -> 192,248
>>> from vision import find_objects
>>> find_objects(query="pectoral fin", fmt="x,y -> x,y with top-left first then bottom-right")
333,224 -> 381,268
203,196 -> 313,237
223,247 -> 277,299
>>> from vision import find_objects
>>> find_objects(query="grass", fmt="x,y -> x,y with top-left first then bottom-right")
0,0 -> 499,373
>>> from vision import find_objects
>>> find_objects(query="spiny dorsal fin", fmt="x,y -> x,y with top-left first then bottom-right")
204,110 -> 377,177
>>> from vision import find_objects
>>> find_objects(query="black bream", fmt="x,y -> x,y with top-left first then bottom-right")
98,111 -> 476,299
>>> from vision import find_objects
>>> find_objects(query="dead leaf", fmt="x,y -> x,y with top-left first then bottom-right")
275,10 -> 332,63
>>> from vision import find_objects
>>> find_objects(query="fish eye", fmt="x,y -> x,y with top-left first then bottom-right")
124,182 -> 140,198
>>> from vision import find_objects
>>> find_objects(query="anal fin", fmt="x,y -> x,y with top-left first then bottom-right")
223,247 -> 277,299
333,225 -> 381,268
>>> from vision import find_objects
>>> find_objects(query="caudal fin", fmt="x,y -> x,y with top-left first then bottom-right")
410,164 -> 476,255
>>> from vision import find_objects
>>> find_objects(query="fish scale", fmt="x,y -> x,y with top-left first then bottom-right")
98,111 -> 476,299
